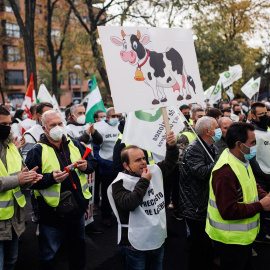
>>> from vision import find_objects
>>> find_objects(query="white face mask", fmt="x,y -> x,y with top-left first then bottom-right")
74,114 -> 86,125
47,125 -> 64,141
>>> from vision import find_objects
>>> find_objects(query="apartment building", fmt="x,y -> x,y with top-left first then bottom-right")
0,0 -> 105,107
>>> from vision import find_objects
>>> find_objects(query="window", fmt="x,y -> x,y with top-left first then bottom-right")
69,72 -> 80,85
82,16 -> 89,23
56,56 -> 61,64
36,4 -> 42,14
0,0 -> 18,12
5,22 -> 20,38
5,70 -> 24,85
37,48 -> 45,59
3,45 -> 22,61
51,29 -> 60,43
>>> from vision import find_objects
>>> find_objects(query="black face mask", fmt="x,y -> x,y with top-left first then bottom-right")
0,125 -> 11,141
256,115 -> 269,130
234,111 -> 241,115
184,114 -> 190,122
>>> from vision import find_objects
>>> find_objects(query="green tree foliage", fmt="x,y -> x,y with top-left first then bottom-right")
193,0 -> 270,97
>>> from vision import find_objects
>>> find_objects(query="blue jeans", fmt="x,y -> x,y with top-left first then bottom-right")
39,215 -> 86,270
0,229 -> 18,270
119,244 -> 164,270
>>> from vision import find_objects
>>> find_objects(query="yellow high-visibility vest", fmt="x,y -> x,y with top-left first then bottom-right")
206,150 -> 259,245
181,131 -> 196,143
0,143 -> 26,220
34,138 -> 91,207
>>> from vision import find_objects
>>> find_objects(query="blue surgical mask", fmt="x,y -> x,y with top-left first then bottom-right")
109,118 -> 119,126
212,128 -> 222,142
22,114 -> 27,120
241,143 -> 257,160
101,117 -> 106,122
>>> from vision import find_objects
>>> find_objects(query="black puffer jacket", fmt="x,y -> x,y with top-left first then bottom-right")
179,137 -> 219,221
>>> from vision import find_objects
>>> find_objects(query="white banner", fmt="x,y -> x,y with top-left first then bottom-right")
226,86 -> 234,101
98,26 -> 204,113
220,64 -> 242,88
122,106 -> 185,156
209,79 -> 222,105
241,77 -> 261,99
204,85 -> 215,101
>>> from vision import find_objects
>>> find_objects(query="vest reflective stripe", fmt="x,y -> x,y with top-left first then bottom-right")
35,139 -> 91,207
181,131 -> 196,143
206,150 -> 259,245
0,143 -> 26,220
207,212 -> 258,232
38,190 -> 60,198
116,133 -> 155,164
14,189 -> 23,199
209,197 -> 259,209
82,183 -> 88,192
0,200 -> 14,208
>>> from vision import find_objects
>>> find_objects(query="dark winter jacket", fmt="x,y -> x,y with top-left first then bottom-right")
179,137 -> 219,221
25,134 -> 97,227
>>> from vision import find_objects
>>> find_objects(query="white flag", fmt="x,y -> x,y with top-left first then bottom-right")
37,84 -> 53,104
241,77 -> 261,99
209,79 -> 222,105
122,106 -> 185,156
226,86 -> 234,101
220,65 -> 242,88
204,86 -> 215,101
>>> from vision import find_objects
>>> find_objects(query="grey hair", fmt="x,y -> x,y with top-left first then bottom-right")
70,104 -> 84,115
41,110 -> 61,126
195,116 -> 215,135
218,116 -> 233,127
106,107 -> 115,117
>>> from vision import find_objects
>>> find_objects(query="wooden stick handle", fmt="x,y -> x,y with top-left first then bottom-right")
161,107 -> 170,134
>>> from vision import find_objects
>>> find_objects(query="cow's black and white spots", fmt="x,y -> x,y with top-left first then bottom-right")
110,30 -> 196,105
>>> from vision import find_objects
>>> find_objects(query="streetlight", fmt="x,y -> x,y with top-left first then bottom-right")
74,64 -> 82,102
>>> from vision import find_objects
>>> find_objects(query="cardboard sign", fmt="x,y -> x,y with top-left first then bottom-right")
98,26 -> 204,113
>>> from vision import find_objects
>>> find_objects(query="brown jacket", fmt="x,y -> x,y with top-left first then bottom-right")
0,137 -> 26,240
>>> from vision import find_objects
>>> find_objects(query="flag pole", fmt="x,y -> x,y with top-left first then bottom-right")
179,111 -> 215,162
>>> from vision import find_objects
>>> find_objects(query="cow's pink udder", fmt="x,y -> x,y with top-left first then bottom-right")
172,82 -> 180,92
120,50 -> 136,64
182,74 -> 186,89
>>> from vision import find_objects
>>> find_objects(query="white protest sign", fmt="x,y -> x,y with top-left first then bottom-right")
122,106 -> 185,156
220,64 -> 242,88
98,26 -> 204,113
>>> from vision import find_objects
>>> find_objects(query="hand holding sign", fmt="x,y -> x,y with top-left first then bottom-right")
166,131 -> 176,146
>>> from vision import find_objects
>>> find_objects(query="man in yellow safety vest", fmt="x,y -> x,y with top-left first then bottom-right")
206,122 -> 270,269
0,106 -> 42,269
25,110 -> 97,270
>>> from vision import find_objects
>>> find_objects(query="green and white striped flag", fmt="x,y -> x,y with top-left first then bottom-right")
85,76 -> 106,123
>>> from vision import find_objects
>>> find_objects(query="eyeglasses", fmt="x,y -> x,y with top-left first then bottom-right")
109,114 -> 121,118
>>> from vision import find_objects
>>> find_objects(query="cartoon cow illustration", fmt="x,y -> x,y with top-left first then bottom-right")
110,30 -> 196,105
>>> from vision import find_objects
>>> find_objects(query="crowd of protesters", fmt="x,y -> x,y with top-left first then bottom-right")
1,98 -> 270,270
